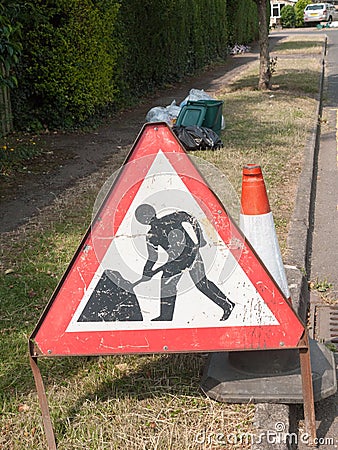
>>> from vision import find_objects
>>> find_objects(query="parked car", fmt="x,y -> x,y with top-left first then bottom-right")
304,3 -> 337,24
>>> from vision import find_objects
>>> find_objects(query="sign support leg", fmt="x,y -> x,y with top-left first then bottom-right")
299,331 -> 317,447
29,348 -> 57,450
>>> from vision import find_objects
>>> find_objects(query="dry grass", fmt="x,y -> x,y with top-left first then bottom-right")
199,52 -> 322,252
2,353 -> 255,449
271,35 -> 324,55
0,34 -> 325,449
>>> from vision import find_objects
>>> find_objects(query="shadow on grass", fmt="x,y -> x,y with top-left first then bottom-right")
274,40 -> 323,52
0,227 -> 91,401
228,68 -> 320,96
55,352 -> 208,436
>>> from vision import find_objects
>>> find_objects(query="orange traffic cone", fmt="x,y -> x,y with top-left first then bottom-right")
240,164 -> 290,298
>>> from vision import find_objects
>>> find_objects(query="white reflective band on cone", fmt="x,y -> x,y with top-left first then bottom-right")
240,211 -> 290,298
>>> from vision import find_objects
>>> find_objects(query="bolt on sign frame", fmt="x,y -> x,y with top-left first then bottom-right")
29,123 -> 317,448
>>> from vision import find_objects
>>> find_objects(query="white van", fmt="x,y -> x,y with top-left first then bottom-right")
304,3 -> 337,24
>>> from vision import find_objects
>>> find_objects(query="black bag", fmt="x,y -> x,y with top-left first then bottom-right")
173,125 -> 222,151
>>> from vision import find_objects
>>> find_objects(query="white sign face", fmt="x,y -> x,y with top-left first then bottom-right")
67,151 -> 278,332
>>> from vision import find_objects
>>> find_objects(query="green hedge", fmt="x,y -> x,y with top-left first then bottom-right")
10,0 -> 259,130
227,0 -> 259,46
11,0 -> 120,129
117,0 -> 229,99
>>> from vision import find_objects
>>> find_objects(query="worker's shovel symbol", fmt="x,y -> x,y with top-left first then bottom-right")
77,269 -> 159,322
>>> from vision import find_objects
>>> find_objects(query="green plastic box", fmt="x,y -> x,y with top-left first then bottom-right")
176,99 -> 223,135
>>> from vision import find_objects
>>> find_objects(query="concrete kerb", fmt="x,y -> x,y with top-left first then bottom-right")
251,37 -> 328,450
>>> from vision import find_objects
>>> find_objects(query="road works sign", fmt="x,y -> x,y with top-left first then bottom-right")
30,123 -> 304,356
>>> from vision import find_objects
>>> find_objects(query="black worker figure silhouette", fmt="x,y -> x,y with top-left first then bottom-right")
135,204 -> 235,322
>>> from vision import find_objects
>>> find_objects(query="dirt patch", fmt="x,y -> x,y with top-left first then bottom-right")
0,43 -> 267,233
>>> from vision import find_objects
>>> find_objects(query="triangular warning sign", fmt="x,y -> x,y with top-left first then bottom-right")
30,123 -> 304,356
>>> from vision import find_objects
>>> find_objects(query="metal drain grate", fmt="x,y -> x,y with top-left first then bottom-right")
313,304 -> 338,349
330,307 -> 338,343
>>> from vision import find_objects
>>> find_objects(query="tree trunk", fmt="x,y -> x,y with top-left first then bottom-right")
0,64 -> 13,136
256,0 -> 271,90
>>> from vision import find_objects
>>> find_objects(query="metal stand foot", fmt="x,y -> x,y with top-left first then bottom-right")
29,343 -> 57,449
299,331 -> 317,447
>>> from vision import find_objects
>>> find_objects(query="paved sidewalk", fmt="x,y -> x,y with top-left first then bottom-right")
310,53 -> 338,296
